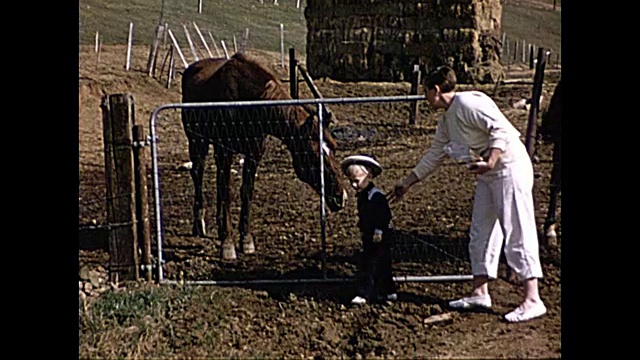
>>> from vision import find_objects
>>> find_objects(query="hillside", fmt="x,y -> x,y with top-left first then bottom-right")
79,0 -> 561,62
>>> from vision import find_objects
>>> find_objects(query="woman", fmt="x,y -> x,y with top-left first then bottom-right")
389,66 -> 546,323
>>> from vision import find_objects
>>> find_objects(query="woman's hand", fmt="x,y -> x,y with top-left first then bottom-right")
387,179 -> 407,204
387,173 -> 419,203
468,148 -> 502,175
468,160 -> 492,174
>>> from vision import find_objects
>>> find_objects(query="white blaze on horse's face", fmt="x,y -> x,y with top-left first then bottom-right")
321,141 -> 331,156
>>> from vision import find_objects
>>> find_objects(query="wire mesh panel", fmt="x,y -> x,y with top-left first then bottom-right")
150,93 -> 475,285
151,98 -> 347,283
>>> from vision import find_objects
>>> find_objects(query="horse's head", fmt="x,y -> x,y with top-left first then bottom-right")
289,109 -> 346,212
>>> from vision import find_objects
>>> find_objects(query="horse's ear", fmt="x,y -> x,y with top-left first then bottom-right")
301,114 -> 314,134
302,104 -> 316,117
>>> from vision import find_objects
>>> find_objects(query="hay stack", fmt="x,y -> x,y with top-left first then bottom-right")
306,0 -> 504,84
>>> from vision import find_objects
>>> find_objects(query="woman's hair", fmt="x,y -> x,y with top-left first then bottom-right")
424,65 -> 457,93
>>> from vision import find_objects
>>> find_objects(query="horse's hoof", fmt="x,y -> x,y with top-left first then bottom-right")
242,236 -> 255,255
221,244 -> 237,260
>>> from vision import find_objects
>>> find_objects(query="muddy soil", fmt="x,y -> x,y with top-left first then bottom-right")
79,44 -> 561,358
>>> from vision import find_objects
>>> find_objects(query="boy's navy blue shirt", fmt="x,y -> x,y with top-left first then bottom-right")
356,182 -> 394,245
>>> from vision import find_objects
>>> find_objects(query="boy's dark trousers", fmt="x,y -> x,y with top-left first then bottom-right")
356,240 -> 395,301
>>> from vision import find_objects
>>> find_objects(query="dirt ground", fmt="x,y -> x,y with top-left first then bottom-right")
79,43 -> 561,358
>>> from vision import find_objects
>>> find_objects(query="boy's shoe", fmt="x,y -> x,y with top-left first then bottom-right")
386,293 -> 398,301
448,294 -> 492,309
351,296 -> 367,305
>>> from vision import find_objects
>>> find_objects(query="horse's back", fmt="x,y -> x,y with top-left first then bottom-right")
181,54 -> 285,154
182,57 -> 228,102
182,54 -> 281,103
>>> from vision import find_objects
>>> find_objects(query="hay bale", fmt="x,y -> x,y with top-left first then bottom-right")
306,0 -> 503,84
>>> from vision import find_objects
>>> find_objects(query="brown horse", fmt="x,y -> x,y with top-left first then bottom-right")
181,53 -> 347,260
538,79 -> 561,248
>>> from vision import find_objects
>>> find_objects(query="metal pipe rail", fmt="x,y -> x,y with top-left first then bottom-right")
149,94 -> 447,284
160,275 -> 473,287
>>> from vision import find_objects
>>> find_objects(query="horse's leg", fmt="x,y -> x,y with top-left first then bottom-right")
238,151 -> 262,255
544,141 -> 561,249
188,137 -> 209,237
214,146 -> 236,260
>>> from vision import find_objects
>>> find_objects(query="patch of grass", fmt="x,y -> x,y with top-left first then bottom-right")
88,287 -> 169,325
79,0 -> 308,53
79,285 -> 248,358
79,0 -> 560,61
501,3 -> 561,54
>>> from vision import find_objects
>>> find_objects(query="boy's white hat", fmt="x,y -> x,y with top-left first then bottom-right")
341,155 -> 382,178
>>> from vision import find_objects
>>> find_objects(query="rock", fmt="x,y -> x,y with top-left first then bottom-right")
124,325 -> 139,334
178,161 -> 193,171
423,312 -> 455,325
79,281 -> 84,290
79,266 -> 91,281
84,282 -> 93,292
79,290 -> 87,300
88,270 -> 102,288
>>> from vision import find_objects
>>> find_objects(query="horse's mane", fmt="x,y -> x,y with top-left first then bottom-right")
231,53 -> 307,126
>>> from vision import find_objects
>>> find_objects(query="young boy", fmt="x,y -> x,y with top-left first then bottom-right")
341,155 -> 397,305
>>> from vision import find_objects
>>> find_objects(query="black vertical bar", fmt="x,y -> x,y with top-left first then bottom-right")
529,45 -> 534,69
289,48 -> 298,99
525,47 -> 547,156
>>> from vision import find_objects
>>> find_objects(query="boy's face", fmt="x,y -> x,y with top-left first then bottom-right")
346,165 -> 370,193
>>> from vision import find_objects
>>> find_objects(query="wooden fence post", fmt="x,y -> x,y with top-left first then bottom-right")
298,64 -> 334,121
167,46 -> 175,88
289,48 -> 298,99
163,23 -> 168,48
208,31 -> 222,57
529,44 -> 534,69
280,24 -> 285,68
183,24 -> 200,62
101,93 -> 140,282
409,64 -> 421,125
192,22 -> 213,58
241,28 -> 249,53
525,47 -> 547,156
221,40 -> 230,59
96,36 -> 102,69
126,23 -> 134,71
132,125 -> 152,282
167,29 -> 189,68
146,24 -> 165,77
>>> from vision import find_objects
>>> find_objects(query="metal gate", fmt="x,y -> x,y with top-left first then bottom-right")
148,95 -> 472,286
